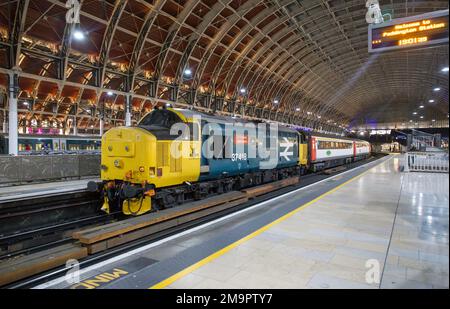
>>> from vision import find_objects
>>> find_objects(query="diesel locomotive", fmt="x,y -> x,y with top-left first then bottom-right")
92,107 -> 370,216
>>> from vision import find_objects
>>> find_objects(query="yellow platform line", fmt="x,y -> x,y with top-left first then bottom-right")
150,156 -> 392,289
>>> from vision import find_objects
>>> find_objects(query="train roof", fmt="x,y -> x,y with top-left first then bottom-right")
304,131 -> 369,143
163,108 -> 298,134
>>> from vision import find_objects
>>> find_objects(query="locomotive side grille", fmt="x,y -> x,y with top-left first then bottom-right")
157,143 -> 169,167
170,155 -> 182,173
170,142 -> 182,173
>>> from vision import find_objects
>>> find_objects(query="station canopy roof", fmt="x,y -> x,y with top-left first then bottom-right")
0,0 -> 448,132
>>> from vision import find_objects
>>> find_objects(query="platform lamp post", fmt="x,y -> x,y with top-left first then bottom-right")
99,99 -> 105,136
8,70 -> 19,155
239,87 -> 247,117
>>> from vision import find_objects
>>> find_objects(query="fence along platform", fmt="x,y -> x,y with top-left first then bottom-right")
404,152 -> 449,173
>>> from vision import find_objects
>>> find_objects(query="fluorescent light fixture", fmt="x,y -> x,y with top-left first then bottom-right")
413,112 -> 417,115
419,105 -> 424,108
73,29 -> 85,40
273,99 -> 279,104
441,67 -> 449,72
184,69 -> 192,76
295,108 -> 300,111
239,88 -> 246,94
107,91 -> 113,96
420,116 -> 424,119
432,119 -> 436,122
428,99 -> 435,103
433,87 -> 441,91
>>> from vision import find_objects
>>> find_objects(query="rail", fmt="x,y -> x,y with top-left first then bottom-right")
403,151 -> 449,173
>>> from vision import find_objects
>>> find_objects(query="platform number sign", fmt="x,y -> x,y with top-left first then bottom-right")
368,9 -> 449,53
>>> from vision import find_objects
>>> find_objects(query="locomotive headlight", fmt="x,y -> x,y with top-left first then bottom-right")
114,159 -> 122,168
139,166 -> 145,172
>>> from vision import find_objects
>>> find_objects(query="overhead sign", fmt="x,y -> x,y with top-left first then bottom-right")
368,10 -> 448,53
370,129 -> 391,135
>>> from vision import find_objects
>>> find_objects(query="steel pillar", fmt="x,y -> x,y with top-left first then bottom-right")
8,72 -> 19,155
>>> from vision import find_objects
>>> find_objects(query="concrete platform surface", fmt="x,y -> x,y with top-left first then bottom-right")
0,178 -> 99,201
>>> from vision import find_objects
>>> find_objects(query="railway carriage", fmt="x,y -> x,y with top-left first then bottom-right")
308,134 -> 371,171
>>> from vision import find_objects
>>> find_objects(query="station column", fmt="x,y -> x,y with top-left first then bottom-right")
125,94 -> 132,127
99,118 -> 104,136
8,72 -> 19,155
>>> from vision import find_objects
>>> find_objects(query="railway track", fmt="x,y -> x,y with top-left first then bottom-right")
0,190 -> 115,258
0,154 -> 386,288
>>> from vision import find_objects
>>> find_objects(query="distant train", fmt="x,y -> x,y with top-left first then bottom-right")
0,133 -> 101,155
93,108 -> 370,216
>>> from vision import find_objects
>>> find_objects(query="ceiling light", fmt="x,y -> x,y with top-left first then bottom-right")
441,67 -> 449,72
107,91 -> 113,96
433,87 -> 441,91
239,88 -> 246,94
420,116 -> 424,119
412,112 -> 417,115
184,69 -> 192,76
295,108 -> 300,111
73,29 -> 85,41
273,99 -> 279,104
419,105 -> 424,108
409,120 -> 413,122
432,119 -> 436,122
428,99 -> 435,103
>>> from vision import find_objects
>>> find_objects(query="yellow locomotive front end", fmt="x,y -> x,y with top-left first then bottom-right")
100,126 -> 157,215
94,108 -> 202,216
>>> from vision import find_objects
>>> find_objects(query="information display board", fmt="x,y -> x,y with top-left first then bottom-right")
369,10 -> 448,53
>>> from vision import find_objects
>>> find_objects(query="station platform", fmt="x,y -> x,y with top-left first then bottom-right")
0,178 -> 99,201
36,155 -> 449,289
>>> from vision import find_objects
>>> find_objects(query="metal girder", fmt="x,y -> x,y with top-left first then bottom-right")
174,0 -> 233,89
98,0 -> 127,88
191,0 -> 264,97
153,0 -> 199,99
128,0 -> 166,94
8,0 -> 29,69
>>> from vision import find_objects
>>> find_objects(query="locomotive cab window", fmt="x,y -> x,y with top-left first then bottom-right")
139,109 -> 182,129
